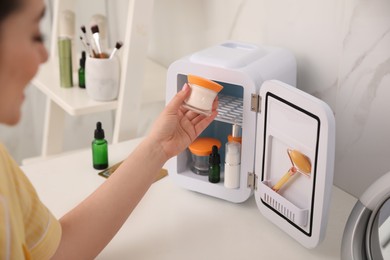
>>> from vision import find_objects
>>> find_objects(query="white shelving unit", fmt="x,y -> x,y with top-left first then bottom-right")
33,0 -> 162,158
34,60 -> 118,116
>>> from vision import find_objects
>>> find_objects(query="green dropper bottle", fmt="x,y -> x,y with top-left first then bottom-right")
208,145 -> 221,183
92,122 -> 108,170
78,51 -> 86,88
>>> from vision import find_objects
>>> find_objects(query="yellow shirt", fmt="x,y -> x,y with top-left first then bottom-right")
0,143 -> 61,259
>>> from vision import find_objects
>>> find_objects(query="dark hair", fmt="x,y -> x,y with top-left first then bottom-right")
0,0 -> 23,24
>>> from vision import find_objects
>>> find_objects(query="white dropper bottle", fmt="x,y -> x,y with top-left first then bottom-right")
224,123 -> 242,189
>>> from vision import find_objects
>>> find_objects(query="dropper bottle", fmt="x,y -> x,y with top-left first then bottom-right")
92,122 -> 108,169
78,51 -> 86,88
208,145 -> 221,183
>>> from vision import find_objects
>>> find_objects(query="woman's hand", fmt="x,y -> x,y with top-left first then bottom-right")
147,83 -> 218,160
53,84 -> 218,260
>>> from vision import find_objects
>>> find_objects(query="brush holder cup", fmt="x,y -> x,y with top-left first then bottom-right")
85,56 -> 120,101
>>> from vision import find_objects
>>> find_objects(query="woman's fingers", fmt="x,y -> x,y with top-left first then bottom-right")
184,110 -> 201,121
212,96 -> 219,110
174,85 -> 219,137
184,96 -> 219,122
166,83 -> 190,114
194,110 -> 218,136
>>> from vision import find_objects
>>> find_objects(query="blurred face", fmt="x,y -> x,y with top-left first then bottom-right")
0,0 -> 48,125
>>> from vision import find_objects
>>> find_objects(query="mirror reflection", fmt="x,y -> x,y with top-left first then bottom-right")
369,197 -> 390,260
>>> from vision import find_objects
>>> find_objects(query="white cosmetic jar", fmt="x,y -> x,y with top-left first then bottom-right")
183,75 -> 223,115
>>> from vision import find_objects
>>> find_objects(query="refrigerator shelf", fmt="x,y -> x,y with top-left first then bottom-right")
216,94 -> 243,125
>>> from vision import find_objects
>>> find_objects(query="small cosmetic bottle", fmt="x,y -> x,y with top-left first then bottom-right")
78,51 -> 86,88
58,10 -> 75,87
224,124 -> 242,189
208,145 -> 221,183
58,37 -> 73,87
92,122 -> 108,170
228,123 -> 242,144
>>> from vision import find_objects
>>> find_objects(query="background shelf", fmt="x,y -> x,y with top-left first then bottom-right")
33,57 -> 166,116
33,59 -> 118,116
34,0 -> 157,158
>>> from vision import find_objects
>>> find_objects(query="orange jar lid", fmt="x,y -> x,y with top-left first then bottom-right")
189,137 -> 222,156
187,75 -> 224,93
228,135 -> 242,144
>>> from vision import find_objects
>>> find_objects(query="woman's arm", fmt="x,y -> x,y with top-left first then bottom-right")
51,84 -> 218,259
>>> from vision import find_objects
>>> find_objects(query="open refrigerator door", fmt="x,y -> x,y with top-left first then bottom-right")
255,80 -> 336,248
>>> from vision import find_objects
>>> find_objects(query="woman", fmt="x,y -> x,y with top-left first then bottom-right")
0,0 -> 218,258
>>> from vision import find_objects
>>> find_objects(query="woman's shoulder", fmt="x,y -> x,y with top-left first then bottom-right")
0,142 -> 28,186
0,142 -> 16,168
0,141 -> 40,211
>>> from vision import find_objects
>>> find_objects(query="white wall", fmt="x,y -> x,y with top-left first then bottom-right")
147,0 -> 390,198
0,0 -> 388,198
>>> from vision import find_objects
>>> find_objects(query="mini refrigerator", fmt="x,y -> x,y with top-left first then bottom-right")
165,41 -> 335,248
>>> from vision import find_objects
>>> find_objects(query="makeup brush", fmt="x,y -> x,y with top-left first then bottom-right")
80,36 -> 90,56
80,25 -> 87,36
91,25 -> 103,57
80,26 -> 90,46
80,26 -> 96,57
80,36 -> 96,58
109,41 -> 123,59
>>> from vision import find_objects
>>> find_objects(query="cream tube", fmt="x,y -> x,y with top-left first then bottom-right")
224,141 -> 241,189
58,37 -> 73,88
59,10 -> 76,71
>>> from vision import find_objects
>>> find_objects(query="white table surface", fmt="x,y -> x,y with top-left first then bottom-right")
22,138 -> 357,259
